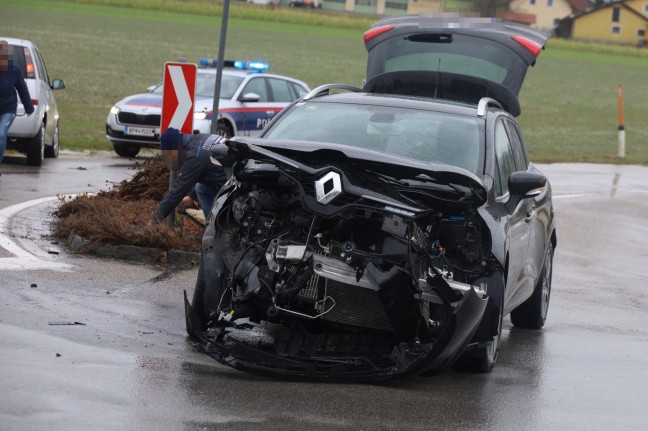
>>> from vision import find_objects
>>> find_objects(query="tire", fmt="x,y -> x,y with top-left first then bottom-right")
456,273 -> 504,373
27,124 -> 45,166
511,243 -> 553,329
215,122 -> 232,139
113,143 -> 141,158
471,294 -> 503,372
45,123 -> 59,158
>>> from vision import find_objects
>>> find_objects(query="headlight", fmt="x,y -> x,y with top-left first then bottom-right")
110,105 -> 120,115
194,112 -> 207,120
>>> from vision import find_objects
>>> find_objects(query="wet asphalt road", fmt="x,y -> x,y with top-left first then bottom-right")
1,153 -> 647,430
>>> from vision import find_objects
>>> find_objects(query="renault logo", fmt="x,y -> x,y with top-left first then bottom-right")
315,171 -> 342,204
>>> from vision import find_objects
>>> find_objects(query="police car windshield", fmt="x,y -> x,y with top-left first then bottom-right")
151,74 -> 244,99
264,101 -> 484,174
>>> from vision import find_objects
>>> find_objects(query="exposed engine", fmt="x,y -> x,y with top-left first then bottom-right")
188,142 -> 496,380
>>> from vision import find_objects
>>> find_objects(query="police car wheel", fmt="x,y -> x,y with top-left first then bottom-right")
113,143 -> 141,158
215,123 -> 232,139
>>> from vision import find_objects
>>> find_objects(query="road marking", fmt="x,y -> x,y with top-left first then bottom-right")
553,193 -> 595,199
0,196 -> 74,271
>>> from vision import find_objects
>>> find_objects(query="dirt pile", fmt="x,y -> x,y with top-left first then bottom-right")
53,159 -> 202,253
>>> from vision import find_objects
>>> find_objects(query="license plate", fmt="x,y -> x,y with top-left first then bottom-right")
124,126 -> 155,137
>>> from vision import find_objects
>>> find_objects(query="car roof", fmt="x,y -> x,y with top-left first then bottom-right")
363,15 -> 548,117
197,68 -> 309,85
0,37 -> 35,48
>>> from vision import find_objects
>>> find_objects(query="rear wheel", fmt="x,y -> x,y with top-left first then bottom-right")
511,243 -> 553,329
113,143 -> 141,158
45,123 -> 59,158
27,124 -> 45,166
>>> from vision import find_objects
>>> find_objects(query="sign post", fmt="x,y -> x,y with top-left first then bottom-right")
617,84 -> 625,158
210,0 -> 231,134
161,62 -> 197,227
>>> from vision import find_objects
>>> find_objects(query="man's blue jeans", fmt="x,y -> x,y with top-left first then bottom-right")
195,182 -> 219,220
0,112 -> 17,163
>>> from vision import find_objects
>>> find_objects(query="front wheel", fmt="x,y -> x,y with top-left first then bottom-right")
456,272 -> 504,372
45,123 -> 59,158
470,294 -> 503,372
511,243 -> 554,329
113,143 -> 141,158
27,124 -> 45,166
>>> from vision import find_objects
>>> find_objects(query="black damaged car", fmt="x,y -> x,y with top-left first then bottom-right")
184,15 -> 556,381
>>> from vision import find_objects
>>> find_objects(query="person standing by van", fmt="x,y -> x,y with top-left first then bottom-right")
0,40 -> 34,172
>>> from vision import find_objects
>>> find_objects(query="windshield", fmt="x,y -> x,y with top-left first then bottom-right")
152,74 -> 244,99
264,101 -> 484,174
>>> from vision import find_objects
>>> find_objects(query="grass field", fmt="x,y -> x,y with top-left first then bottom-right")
2,0 -> 648,164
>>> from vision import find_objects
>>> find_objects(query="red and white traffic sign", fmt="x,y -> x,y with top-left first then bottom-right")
161,62 -> 197,135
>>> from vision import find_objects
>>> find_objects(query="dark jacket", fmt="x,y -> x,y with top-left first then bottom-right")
151,134 -> 227,221
0,62 -> 34,115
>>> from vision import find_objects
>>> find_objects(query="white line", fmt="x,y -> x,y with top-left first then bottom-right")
0,196 -> 74,271
553,193 -> 595,199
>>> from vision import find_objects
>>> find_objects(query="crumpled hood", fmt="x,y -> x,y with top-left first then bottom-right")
225,137 -> 488,205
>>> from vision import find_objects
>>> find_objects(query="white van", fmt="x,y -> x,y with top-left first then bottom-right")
3,37 -> 65,166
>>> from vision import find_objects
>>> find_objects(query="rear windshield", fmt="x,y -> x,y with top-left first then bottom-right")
367,34 -> 526,95
264,101 -> 484,174
9,44 -> 26,76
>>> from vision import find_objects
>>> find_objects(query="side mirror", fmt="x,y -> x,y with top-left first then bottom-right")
238,92 -> 261,103
51,79 -> 66,90
506,171 -> 546,212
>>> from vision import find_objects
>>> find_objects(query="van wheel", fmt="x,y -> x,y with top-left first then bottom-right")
45,123 -> 59,158
113,143 -> 141,158
27,124 -> 45,166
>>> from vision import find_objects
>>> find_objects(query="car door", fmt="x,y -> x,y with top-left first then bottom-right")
238,77 -> 271,136
493,118 -> 534,313
33,47 -> 56,143
506,119 -> 551,287
265,77 -> 299,125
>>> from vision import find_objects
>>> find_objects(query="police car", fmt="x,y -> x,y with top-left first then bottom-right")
105,60 -> 310,157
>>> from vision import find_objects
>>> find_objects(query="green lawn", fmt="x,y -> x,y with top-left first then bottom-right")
2,0 -> 647,163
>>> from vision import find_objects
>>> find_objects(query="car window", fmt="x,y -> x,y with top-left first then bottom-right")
268,78 -> 293,103
193,74 -> 242,99
9,44 -> 27,77
153,74 -> 243,99
494,120 -> 517,196
367,34 -> 527,94
33,48 -> 49,84
241,77 -> 268,102
290,82 -> 309,99
505,120 -> 528,171
265,101 -> 483,173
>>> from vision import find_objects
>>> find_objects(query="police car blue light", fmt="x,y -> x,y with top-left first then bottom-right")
246,61 -> 269,72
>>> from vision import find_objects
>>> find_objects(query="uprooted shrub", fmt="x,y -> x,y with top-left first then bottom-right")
53,159 -> 202,253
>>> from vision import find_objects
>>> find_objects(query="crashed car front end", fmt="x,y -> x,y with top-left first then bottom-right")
185,139 -> 505,381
